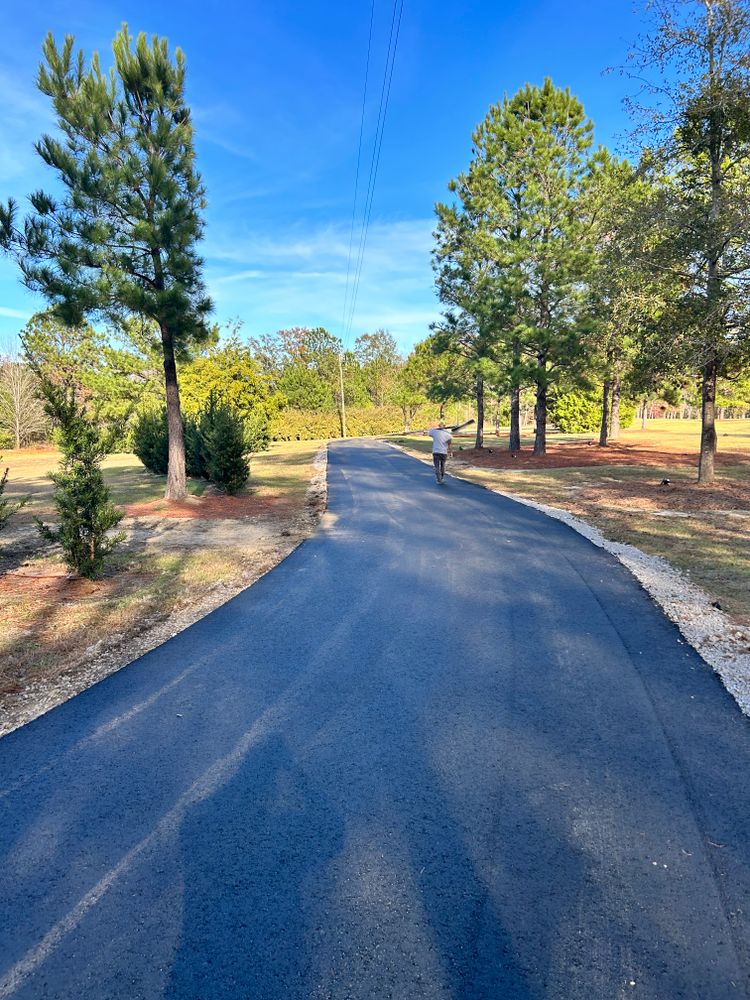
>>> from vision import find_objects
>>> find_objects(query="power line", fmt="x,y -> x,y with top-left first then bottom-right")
340,0 -> 376,343
341,0 -> 405,350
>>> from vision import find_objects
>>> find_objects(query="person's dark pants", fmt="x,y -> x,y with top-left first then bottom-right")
433,452 -> 447,482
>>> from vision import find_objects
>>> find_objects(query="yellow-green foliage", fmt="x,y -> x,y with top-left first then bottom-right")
179,339 -> 284,450
269,405 -> 445,440
550,390 -> 636,433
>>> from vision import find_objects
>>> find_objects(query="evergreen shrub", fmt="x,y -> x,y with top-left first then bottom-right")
618,398 -> 636,429
35,384 -> 124,579
132,410 -> 169,475
549,391 -> 600,433
184,414 -> 207,479
198,395 -> 249,494
550,390 -> 636,434
135,398 -> 249,493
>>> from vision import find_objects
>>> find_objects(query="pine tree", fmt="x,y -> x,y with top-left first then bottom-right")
434,79 -> 596,455
583,151 -> 663,446
433,189 -> 512,449
624,0 -> 750,482
0,26 -> 211,499
34,379 -> 124,579
470,79 -> 596,455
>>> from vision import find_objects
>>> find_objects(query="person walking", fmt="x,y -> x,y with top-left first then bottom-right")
424,422 -> 453,484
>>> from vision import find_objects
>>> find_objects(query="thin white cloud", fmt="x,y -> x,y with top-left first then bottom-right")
204,218 -> 433,271
204,216 -> 441,351
0,68 -> 54,185
0,306 -> 31,320
193,102 -> 257,161
213,269 -> 265,285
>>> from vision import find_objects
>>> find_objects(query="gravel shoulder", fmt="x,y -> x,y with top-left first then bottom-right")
393,442 -> 750,718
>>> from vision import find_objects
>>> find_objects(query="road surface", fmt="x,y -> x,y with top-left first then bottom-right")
1,440 -> 749,999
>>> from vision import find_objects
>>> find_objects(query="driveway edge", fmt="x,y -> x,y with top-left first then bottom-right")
390,442 -> 750,717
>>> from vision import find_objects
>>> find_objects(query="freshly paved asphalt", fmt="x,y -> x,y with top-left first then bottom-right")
1,439 -> 749,1000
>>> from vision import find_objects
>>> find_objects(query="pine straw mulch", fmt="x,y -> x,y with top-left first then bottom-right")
453,440 -> 749,471
571,478 -> 750,514
123,492 -> 293,519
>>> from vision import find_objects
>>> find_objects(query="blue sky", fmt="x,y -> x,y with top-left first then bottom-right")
0,0 -> 645,355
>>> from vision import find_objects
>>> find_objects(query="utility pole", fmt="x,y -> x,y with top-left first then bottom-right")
338,351 -> 347,438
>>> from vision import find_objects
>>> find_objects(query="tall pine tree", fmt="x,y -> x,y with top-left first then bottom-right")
0,26 -> 211,499
470,80 -> 596,455
434,80 -> 596,455
625,0 -> 750,482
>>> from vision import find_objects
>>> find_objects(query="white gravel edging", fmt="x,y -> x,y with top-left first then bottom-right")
388,441 -> 750,717
488,488 -> 750,718
308,443 -> 329,515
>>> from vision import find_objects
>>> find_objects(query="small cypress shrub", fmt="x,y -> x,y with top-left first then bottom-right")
243,410 -> 271,453
199,394 -> 249,494
132,409 -> 169,475
35,382 -> 124,579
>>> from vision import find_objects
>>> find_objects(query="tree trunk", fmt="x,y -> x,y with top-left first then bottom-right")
610,378 -> 621,441
698,357 -> 717,484
509,386 -> 521,451
598,380 -> 610,447
160,323 -> 187,500
439,401 -> 445,420
699,50 -> 722,485
475,373 -> 484,449
641,400 -> 648,430
533,358 -> 547,456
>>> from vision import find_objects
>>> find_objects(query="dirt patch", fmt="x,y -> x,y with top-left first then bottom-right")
0,571 -> 129,598
454,441 -> 749,471
0,444 -> 328,738
124,493 -> 291,519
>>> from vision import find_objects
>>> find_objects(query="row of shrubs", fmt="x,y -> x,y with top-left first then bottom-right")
267,397 -> 637,440
133,395 -> 249,494
550,391 -> 636,433
268,405 -> 445,441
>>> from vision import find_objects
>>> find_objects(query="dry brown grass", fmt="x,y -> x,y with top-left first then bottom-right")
0,441 -> 324,723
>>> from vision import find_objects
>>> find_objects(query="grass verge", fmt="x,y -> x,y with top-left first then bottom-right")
0,440 -> 325,734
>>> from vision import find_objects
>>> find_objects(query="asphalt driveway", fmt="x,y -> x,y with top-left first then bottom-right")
1,439 -> 749,999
